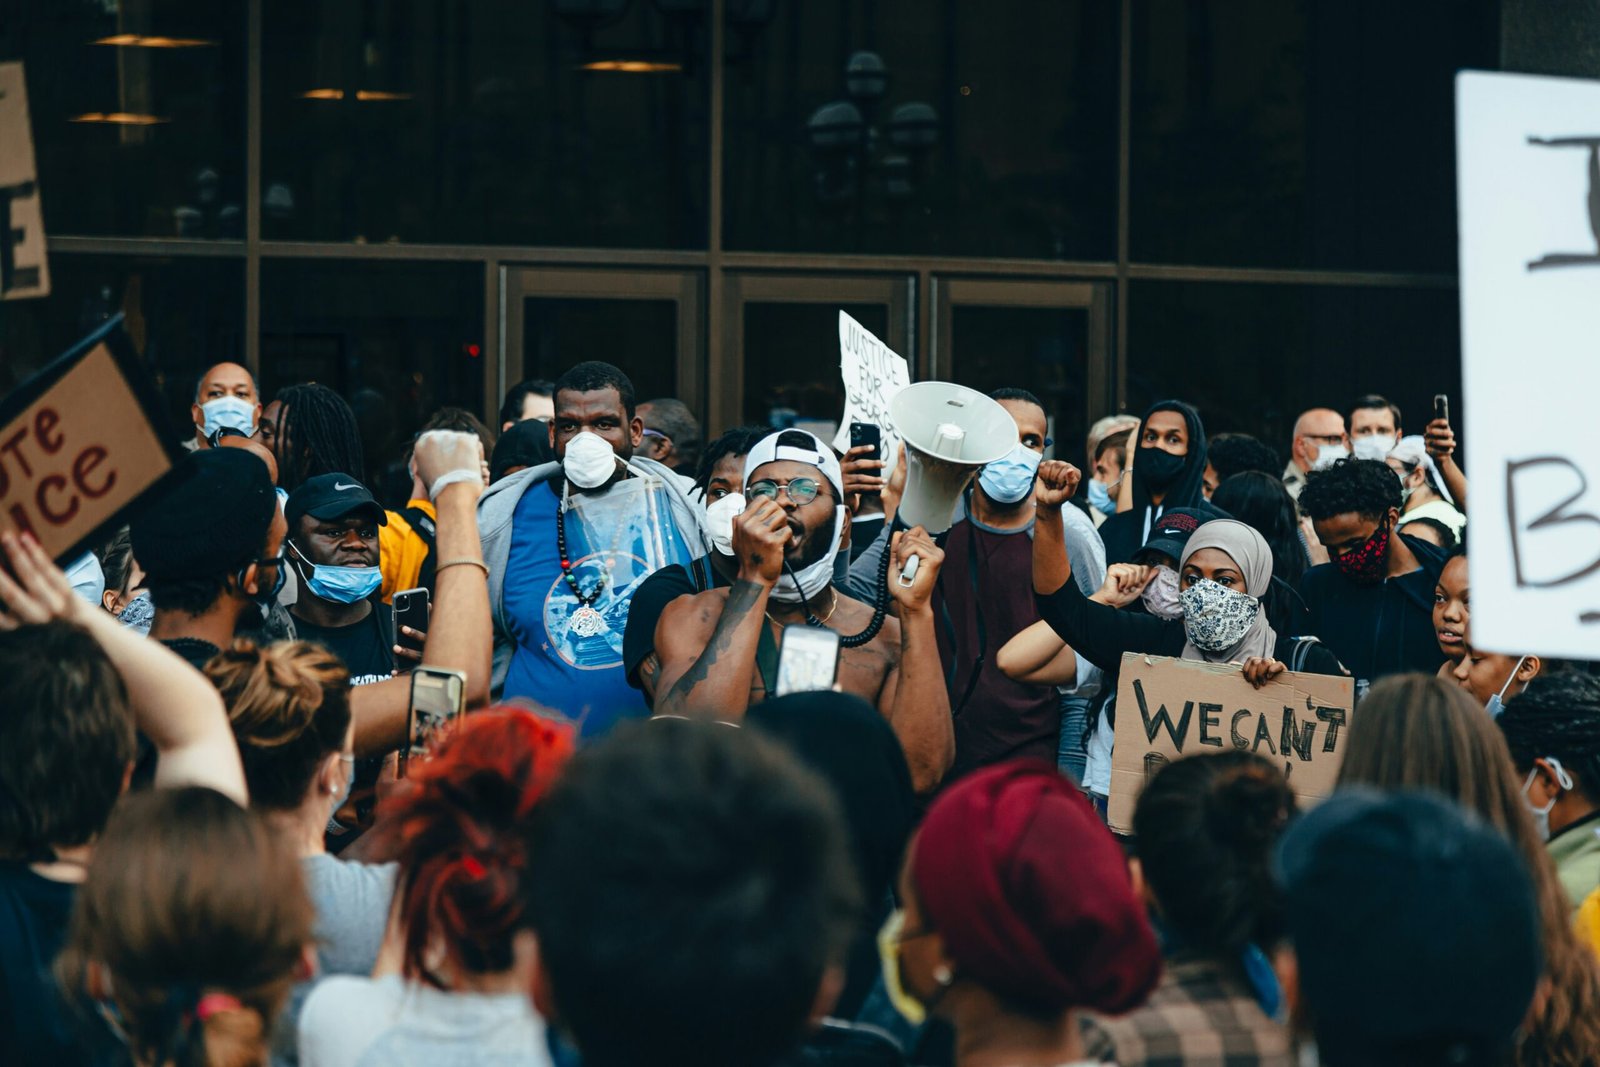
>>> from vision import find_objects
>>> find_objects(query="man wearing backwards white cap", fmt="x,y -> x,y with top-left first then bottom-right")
652,429 -> 954,792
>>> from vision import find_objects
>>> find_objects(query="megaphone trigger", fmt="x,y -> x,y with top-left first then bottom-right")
898,554 -> 920,588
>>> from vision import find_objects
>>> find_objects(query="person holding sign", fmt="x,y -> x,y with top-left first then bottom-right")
1033,460 -> 1345,688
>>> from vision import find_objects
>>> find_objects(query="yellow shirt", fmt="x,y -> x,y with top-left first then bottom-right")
379,498 -> 436,604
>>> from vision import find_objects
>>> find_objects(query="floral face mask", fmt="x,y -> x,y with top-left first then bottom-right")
1333,520 -> 1392,586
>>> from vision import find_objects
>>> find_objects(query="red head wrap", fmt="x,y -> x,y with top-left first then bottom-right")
911,760 -> 1161,1015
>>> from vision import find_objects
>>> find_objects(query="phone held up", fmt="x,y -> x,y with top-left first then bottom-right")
1434,394 -> 1449,424
392,587 -> 430,656
400,666 -> 466,777
849,421 -> 882,467
774,625 -> 841,697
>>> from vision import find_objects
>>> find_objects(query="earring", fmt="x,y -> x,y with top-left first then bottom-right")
932,964 -> 954,987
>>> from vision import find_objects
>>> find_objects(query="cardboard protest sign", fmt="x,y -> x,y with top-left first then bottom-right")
1109,652 -> 1356,834
0,315 -> 183,566
831,311 -> 911,469
1457,72 -> 1600,660
0,62 -> 49,300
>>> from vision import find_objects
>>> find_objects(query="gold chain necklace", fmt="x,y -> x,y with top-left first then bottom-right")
766,587 -> 839,628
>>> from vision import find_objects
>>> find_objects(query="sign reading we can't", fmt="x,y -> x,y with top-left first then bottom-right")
0,317 -> 178,564
1108,653 -> 1357,834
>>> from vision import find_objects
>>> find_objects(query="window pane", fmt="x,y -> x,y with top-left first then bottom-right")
1126,281 -> 1462,456
1,2 -> 246,239
1130,0 -> 1498,272
743,302 -> 889,433
0,254 -> 244,437
948,305 -> 1089,465
259,259 -> 484,505
724,2 -> 1118,259
522,297 -> 678,404
261,1 -> 708,248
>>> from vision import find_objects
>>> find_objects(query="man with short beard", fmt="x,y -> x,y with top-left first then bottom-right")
652,430 -> 954,792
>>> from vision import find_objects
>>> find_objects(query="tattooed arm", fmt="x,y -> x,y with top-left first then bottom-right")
652,496 -> 792,721
653,582 -> 771,720
877,526 -> 954,793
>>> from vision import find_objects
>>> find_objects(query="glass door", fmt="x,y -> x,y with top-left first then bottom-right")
719,272 -> 913,438
931,277 -> 1112,467
502,267 -> 704,415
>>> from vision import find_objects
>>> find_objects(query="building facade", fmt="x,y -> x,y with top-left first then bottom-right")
3,0 -> 1541,486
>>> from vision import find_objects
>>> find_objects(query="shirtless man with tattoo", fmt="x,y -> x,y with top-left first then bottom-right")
652,430 -> 954,792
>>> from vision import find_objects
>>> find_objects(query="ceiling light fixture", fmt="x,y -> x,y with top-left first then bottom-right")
68,112 -> 170,125
92,34 -> 216,48
354,90 -> 413,101
578,60 -> 682,73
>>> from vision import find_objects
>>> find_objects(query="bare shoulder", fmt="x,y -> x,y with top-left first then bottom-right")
659,587 -> 729,637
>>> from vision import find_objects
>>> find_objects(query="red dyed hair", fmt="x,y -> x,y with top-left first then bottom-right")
387,705 -> 575,988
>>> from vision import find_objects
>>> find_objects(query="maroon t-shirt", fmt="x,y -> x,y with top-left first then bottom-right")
935,517 -> 1060,779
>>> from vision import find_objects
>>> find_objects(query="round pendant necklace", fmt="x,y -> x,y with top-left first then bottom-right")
556,498 -> 608,637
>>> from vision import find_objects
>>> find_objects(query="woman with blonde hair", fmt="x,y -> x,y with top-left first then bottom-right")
58,786 -> 314,1067
1336,674 -> 1600,1067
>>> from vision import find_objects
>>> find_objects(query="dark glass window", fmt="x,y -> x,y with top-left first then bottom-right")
0,254 -> 245,438
724,1 -> 1118,259
1125,281 -> 1462,457
742,302 -> 889,430
259,259 -> 484,502
1130,0 -> 1498,272
1,2 -> 247,239
522,297 -> 678,404
948,305 -> 1090,469
261,1 -> 709,248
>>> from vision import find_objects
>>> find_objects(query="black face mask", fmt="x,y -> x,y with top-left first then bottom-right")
1138,445 -> 1187,490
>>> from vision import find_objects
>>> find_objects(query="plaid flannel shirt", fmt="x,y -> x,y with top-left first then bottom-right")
1081,956 -> 1293,1067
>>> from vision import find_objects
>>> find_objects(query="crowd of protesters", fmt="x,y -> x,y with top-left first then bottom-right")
2,351 -> 1596,1067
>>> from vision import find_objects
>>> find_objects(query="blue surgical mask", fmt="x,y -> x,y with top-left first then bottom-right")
977,443 -> 1043,505
1486,656 -> 1529,719
1087,477 -> 1118,516
291,542 -> 382,604
200,395 -> 256,440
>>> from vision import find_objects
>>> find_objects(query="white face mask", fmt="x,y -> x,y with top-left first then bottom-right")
1311,443 -> 1349,471
1351,434 -> 1396,461
770,506 -> 846,605
563,431 -> 620,489
1522,756 -> 1572,842
1140,565 -> 1184,620
329,755 -> 354,819
704,493 -> 746,556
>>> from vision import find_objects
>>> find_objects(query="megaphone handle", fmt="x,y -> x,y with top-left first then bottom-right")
898,554 -> 920,587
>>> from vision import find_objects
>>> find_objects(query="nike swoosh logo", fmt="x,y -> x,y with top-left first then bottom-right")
334,482 -> 361,491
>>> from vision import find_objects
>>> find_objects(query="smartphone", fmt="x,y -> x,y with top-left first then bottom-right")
401,666 -> 466,776
849,421 -> 882,466
774,625 -> 841,697
392,587 -> 430,655
1433,394 -> 1449,424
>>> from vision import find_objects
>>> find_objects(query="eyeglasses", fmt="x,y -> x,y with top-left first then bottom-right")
747,477 -> 829,506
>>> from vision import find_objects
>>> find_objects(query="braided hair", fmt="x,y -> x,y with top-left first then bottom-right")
1499,671 -> 1600,801
691,425 -> 772,497
271,384 -> 365,493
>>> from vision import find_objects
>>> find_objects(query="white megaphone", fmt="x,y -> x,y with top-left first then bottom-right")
888,382 -> 1018,536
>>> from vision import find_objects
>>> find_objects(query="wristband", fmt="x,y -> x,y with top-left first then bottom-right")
429,469 -> 482,501
435,558 -> 489,577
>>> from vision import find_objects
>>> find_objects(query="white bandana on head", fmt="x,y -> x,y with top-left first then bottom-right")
742,430 -> 846,604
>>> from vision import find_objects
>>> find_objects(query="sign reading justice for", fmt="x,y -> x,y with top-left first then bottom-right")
1109,653 -> 1357,835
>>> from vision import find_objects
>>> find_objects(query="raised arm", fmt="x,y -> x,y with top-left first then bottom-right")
1424,417 -> 1468,510
999,564 -> 1147,685
653,498 -> 790,721
1032,460 -> 1082,596
352,431 -> 492,756
878,527 -> 954,793
0,532 -> 247,805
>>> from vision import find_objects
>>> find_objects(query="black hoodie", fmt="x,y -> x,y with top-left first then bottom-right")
1299,532 -> 1449,693
1098,399 -> 1228,565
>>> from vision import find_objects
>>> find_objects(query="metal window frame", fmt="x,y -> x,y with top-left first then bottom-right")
40,0 -> 1458,431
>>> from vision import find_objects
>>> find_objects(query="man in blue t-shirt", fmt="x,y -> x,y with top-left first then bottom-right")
479,361 -> 706,737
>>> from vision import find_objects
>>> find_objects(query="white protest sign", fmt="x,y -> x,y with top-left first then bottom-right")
0,62 -> 49,300
832,311 -> 910,469
1457,72 -> 1600,660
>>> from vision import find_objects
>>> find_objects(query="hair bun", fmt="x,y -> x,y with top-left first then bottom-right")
1205,763 -> 1293,852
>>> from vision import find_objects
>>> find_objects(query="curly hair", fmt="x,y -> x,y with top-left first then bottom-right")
1297,457 -> 1402,523
1499,671 -> 1600,802
1134,751 -> 1294,958
386,706 -> 576,989
1208,433 -> 1281,482
553,361 -> 636,418
207,640 -> 352,812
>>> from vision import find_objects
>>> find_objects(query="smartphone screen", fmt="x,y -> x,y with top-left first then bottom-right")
774,625 -> 842,697
849,421 -> 882,466
402,667 -> 466,775
393,587 -> 430,654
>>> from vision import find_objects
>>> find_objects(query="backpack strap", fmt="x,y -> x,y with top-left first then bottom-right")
398,505 -> 438,595
1290,635 -> 1321,674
